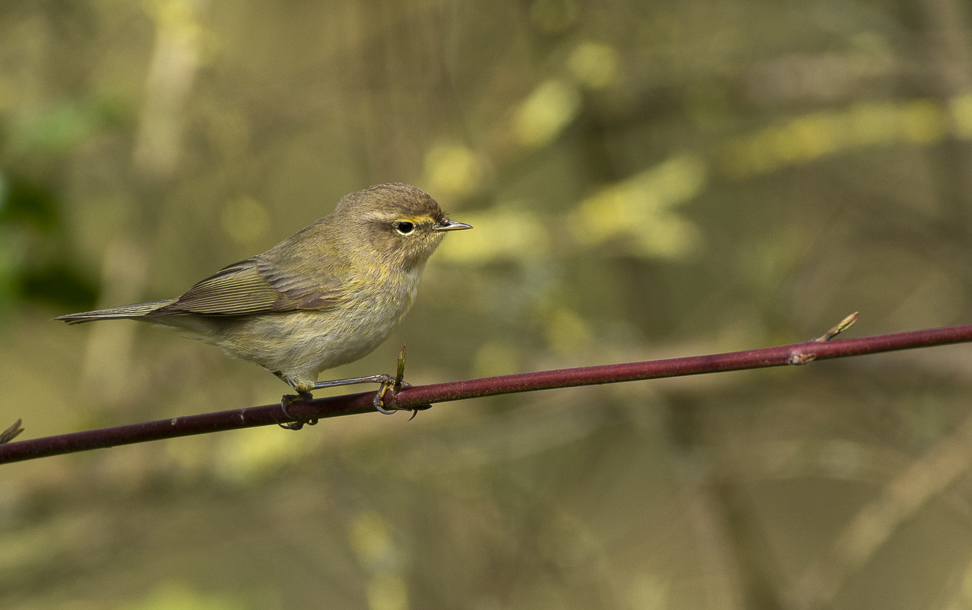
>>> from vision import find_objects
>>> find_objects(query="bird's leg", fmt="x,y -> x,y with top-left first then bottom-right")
281,346 -> 431,421
310,374 -> 398,390
310,346 -> 411,415
313,346 -> 422,415
312,374 -> 408,415
278,390 -> 317,431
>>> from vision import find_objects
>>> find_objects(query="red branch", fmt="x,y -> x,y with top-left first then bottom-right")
4,322 -> 972,464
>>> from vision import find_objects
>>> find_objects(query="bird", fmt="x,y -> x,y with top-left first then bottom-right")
56,183 -> 471,425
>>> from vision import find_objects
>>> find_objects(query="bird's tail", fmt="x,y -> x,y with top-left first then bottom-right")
54,299 -> 179,325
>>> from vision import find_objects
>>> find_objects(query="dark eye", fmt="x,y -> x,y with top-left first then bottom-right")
394,221 -> 414,234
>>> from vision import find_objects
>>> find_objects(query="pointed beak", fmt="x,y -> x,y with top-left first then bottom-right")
434,219 -> 473,232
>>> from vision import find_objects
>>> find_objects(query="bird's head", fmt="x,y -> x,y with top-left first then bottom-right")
338,183 -> 471,271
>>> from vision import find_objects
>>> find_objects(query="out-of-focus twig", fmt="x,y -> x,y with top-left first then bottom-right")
5,320 -> 972,464
789,407 -> 972,609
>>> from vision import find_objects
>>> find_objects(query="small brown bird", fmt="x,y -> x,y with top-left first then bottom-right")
56,183 -> 470,421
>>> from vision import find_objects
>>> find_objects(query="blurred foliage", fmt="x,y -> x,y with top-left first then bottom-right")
3,0 -> 972,609
0,173 -> 99,314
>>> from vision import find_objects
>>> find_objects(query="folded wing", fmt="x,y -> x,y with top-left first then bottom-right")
148,257 -> 347,317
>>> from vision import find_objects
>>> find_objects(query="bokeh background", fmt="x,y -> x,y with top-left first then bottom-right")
3,0 -> 972,608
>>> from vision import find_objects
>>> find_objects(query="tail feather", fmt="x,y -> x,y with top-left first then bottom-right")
54,299 -> 179,325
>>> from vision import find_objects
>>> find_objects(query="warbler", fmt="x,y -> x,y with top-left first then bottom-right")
56,183 -> 471,420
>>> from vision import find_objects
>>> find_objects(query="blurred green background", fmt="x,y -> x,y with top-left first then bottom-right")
3,0 -> 972,608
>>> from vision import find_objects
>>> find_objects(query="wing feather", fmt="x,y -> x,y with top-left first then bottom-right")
147,257 -> 346,317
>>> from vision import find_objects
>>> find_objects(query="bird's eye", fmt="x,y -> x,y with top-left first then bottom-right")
394,221 -> 415,235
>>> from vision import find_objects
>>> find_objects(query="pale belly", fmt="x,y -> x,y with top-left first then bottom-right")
171,277 -> 420,390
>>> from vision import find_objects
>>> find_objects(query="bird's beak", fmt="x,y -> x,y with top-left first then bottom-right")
434,219 -> 473,232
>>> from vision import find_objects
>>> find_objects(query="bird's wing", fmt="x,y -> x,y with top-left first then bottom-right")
147,257 -> 347,317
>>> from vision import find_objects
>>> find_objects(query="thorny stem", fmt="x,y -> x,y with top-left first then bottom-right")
4,317 -> 972,464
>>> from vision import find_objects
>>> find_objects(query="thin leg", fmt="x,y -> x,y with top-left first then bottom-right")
277,374 -> 404,430
286,347 -> 419,419
313,375 -> 411,415
311,374 -> 396,390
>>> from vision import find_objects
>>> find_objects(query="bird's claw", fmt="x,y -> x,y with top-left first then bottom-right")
374,380 -> 432,420
278,392 -> 319,431
373,380 -> 411,414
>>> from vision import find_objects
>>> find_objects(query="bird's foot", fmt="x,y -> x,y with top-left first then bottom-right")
373,381 -> 433,420
278,391 -> 319,431
373,345 -> 410,414
373,379 -> 411,414
372,345 -> 432,419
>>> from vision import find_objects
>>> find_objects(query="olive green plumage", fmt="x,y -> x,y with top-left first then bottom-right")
56,183 -> 471,395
